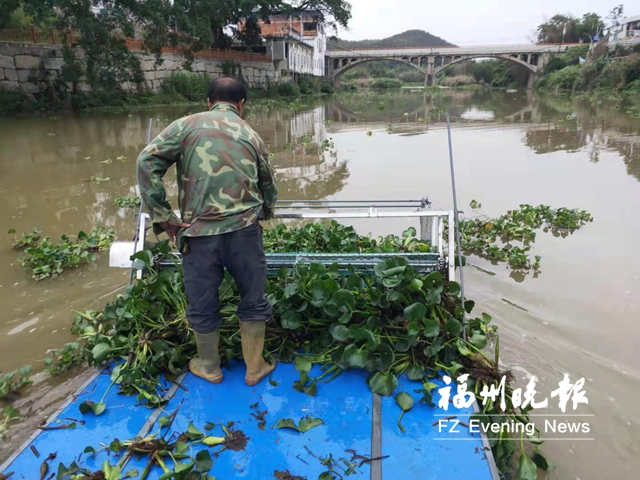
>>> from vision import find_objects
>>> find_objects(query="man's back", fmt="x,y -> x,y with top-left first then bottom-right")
137,102 -> 277,238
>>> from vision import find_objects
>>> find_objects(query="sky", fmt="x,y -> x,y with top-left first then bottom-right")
335,0 -> 628,45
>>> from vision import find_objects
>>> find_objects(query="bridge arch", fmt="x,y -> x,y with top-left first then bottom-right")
430,54 -> 539,88
433,54 -> 537,77
331,57 -> 425,84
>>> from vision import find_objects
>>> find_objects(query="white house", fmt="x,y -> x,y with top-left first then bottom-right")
613,14 -> 640,42
249,10 -> 327,79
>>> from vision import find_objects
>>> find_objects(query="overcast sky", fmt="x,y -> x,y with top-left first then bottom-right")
336,0 -> 627,45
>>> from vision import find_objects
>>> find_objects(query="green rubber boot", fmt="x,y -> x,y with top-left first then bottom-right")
240,321 -> 276,386
189,331 -> 223,384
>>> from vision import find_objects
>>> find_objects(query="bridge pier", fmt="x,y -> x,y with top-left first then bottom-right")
424,58 -> 435,87
527,71 -> 536,89
425,73 -> 435,87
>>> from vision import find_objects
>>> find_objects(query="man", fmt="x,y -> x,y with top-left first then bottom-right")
136,77 -> 278,386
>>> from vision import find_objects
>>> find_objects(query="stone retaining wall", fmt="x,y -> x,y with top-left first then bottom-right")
0,42 -> 281,97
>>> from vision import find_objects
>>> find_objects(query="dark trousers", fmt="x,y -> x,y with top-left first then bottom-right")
182,222 -> 272,334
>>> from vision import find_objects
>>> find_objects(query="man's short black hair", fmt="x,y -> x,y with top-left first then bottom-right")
207,77 -> 247,105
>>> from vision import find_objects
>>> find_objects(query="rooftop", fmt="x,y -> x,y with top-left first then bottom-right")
620,14 -> 640,25
241,9 -> 321,21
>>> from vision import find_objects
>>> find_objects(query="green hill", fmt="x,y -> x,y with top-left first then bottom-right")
328,29 -> 455,50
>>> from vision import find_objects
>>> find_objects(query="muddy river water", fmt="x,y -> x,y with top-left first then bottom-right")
1,89 -> 639,479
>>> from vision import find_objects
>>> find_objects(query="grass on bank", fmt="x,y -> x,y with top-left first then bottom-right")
536,43 -> 640,105
0,72 -> 335,115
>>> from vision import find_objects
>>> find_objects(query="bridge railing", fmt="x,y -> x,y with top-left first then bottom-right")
611,37 -> 640,47
327,43 -> 583,56
124,38 -> 272,63
0,27 -> 77,44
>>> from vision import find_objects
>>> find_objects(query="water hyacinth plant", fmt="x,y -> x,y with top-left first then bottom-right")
455,203 -> 593,272
114,195 -> 142,209
0,366 -> 32,399
8,226 -> 115,280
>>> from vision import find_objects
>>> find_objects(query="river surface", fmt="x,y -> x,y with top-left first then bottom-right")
1,89 -> 639,479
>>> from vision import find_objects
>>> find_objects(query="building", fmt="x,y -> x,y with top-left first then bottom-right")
240,11 -> 327,80
613,15 -> 640,42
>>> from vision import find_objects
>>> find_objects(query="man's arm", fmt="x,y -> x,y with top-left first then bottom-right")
136,120 -> 186,237
256,141 -> 278,219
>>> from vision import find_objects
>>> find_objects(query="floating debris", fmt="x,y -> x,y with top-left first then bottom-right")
394,392 -> 414,433
225,428 -> 249,451
268,376 -> 280,387
250,402 -> 268,430
90,177 -> 110,183
275,416 -> 325,434
274,470 -> 307,480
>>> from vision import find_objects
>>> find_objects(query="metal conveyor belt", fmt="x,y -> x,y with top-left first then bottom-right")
155,251 -> 444,275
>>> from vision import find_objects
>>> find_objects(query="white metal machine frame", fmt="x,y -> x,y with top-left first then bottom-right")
109,199 -> 456,281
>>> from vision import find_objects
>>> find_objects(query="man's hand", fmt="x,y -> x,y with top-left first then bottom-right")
157,220 -> 191,243
259,207 -> 274,221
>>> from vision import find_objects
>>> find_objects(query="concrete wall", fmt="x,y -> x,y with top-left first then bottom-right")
0,42 -> 280,97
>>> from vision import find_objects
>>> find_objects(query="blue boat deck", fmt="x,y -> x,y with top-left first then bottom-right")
2,363 -> 498,479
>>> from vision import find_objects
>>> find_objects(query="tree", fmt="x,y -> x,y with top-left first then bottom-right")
536,12 -> 604,44
576,13 -> 605,42
604,4 -> 624,37
607,4 -> 624,28
2,1 -> 352,96
6,1 -> 352,51
235,17 -> 264,51
0,0 -> 23,28
281,0 -> 352,32
490,61 -> 528,88
161,1 -> 352,50
472,59 -> 500,84
537,14 -> 573,44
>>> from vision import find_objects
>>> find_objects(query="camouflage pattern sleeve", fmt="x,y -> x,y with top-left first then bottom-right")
136,120 -> 183,230
256,138 -> 278,218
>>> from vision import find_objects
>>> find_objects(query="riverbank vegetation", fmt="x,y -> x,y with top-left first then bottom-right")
0,70 -> 335,114
340,60 -> 425,89
537,44 -> 640,100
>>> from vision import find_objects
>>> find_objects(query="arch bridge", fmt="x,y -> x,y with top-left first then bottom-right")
327,43 -> 582,88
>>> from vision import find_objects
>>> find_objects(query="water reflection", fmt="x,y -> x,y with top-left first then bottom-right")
0,106 -> 351,242
265,106 -> 349,199
526,96 -> 640,181
460,107 -> 495,121
323,89 -> 640,185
